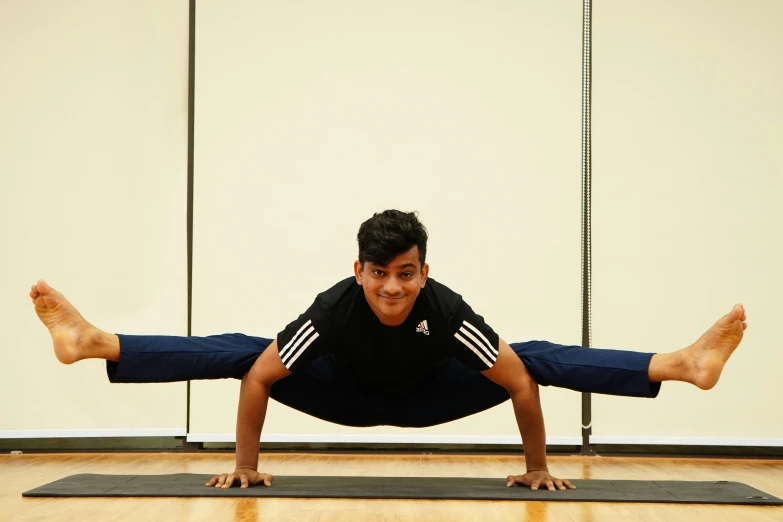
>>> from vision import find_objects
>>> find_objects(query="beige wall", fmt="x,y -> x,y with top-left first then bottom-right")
189,0 -> 584,443
2,0 -> 780,446
0,1 -> 189,435
591,0 -> 783,443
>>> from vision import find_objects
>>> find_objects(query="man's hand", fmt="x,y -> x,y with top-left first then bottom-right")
205,468 -> 273,489
506,470 -> 576,491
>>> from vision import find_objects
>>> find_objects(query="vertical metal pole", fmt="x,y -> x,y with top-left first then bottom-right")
580,0 -> 596,457
183,0 -> 202,453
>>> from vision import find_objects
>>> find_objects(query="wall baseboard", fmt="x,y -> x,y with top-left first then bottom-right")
187,433 -> 581,445
6,431 -> 779,450
0,428 -> 186,439
590,436 -> 783,447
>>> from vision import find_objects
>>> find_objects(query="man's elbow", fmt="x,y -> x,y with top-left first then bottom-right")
505,368 -> 539,398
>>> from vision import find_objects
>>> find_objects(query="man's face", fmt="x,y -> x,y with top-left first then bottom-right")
354,246 -> 429,326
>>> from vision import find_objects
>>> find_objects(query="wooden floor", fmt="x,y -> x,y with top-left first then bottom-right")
2,452 -> 783,521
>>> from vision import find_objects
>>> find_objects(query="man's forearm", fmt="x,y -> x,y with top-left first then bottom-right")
235,374 -> 271,470
510,388 -> 548,472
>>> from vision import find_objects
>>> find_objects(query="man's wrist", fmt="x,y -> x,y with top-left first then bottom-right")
523,446 -> 548,473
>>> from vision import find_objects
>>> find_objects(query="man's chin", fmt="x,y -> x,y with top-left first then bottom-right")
379,297 -> 406,306
379,304 -> 402,315
377,300 -> 410,318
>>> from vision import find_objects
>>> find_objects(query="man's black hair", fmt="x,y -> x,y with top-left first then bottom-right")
357,210 -> 428,268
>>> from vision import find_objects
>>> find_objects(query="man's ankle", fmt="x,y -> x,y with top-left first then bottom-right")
88,329 -> 121,362
648,350 -> 689,383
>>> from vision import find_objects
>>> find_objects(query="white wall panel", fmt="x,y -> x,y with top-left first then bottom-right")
191,0 -> 583,443
0,0 -> 189,433
591,0 -> 782,442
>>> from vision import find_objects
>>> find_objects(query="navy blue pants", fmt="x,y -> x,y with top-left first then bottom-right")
108,334 -> 660,428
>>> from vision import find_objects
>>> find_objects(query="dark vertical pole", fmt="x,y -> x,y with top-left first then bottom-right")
580,0 -> 596,457
183,0 -> 201,452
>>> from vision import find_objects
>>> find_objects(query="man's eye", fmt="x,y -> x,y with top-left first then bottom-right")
401,273 -> 413,279
373,270 -> 385,277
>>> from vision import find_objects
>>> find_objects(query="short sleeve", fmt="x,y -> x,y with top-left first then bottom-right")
445,299 -> 500,371
276,298 -> 331,372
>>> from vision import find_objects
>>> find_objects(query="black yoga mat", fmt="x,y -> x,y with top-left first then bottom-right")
22,474 -> 783,505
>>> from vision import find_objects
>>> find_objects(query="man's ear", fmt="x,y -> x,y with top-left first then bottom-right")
354,260 -> 363,285
420,263 -> 429,287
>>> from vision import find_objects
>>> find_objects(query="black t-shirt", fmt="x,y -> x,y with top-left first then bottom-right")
276,277 -> 500,396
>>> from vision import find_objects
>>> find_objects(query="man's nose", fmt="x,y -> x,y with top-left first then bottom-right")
384,278 -> 402,295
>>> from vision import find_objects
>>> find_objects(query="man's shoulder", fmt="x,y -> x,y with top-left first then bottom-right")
422,278 -> 463,319
315,276 -> 362,312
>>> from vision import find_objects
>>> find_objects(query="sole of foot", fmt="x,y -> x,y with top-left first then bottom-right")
689,304 -> 747,390
30,280 -> 97,364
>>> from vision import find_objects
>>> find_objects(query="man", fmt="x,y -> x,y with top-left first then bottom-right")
30,210 -> 747,492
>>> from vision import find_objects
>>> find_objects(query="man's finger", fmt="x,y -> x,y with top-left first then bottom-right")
563,479 -> 577,489
223,474 -> 236,488
240,474 -> 249,489
263,475 -> 273,487
218,474 -> 230,488
531,480 -> 540,491
555,479 -> 566,491
214,474 -> 225,488
546,480 -> 555,491
205,476 -> 217,487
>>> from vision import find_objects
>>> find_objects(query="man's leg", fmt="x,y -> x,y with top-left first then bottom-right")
107,334 -> 269,382
384,304 -> 748,427
30,279 -> 273,382
31,280 -> 386,422
510,341 -> 660,397
373,342 -> 657,429
516,303 -> 747,395
109,336 -> 387,425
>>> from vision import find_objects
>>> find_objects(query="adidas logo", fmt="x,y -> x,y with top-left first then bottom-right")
416,320 -> 430,335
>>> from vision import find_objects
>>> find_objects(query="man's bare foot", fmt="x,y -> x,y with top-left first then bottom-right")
681,304 -> 747,390
30,280 -> 116,364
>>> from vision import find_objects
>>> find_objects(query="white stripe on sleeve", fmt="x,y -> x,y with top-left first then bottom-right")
281,326 -> 316,364
285,332 -> 320,369
279,320 -> 313,360
462,321 -> 498,356
458,326 -> 497,364
454,332 -> 493,368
